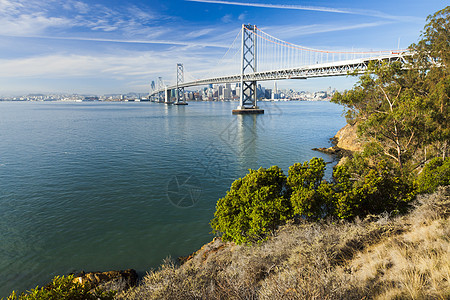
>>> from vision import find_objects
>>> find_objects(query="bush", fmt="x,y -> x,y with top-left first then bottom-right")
210,166 -> 292,244
333,156 -> 416,219
286,156 -> 416,220
287,157 -> 334,219
417,157 -> 450,193
5,275 -> 115,300
211,157 -> 419,244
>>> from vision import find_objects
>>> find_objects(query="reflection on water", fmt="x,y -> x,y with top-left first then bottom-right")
236,114 -> 259,174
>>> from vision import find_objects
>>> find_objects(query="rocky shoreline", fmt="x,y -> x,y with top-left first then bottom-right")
312,123 -> 362,160
72,269 -> 139,293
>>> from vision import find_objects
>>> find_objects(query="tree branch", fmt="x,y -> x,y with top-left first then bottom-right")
384,151 -> 400,162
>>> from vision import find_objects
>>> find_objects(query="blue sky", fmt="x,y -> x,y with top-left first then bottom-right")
0,0 -> 447,96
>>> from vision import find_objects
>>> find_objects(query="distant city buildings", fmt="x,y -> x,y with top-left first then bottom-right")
0,84 -> 337,102
180,82 -> 336,102
0,92 -> 149,102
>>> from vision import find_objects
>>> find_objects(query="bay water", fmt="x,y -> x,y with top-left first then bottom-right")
0,100 -> 346,296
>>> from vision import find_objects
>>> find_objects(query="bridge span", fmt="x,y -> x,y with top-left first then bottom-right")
149,24 -> 411,113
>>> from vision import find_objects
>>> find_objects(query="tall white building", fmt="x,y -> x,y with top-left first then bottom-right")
272,81 -> 278,100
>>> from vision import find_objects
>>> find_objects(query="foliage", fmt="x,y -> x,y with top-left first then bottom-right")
211,156 -> 418,244
287,157 -> 334,219
411,6 -> 450,160
285,156 -> 416,220
5,275 -> 115,300
332,154 -> 416,219
411,6 -> 450,75
210,166 -> 292,244
332,60 -> 428,172
416,157 -> 450,194
332,6 -> 450,169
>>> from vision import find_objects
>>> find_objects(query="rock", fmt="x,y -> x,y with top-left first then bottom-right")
312,146 -> 353,158
312,123 -> 363,163
334,123 -> 363,152
73,269 -> 138,293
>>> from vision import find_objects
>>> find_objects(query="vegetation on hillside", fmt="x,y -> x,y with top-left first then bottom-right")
210,166 -> 293,244
121,186 -> 449,299
211,155 -> 418,244
334,6 -> 449,170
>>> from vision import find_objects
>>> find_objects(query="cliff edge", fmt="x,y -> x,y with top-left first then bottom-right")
334,123 -> 363,152
313,122 -> 363,158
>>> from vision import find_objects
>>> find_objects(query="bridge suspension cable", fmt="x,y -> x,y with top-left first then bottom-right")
149,24 -> 410,101
252,26 -> 407,73
203,28 -> 243,80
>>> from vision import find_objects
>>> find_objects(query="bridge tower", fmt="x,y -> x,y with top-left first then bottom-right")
233,24 -> 264,114
174,63 -> 188,105
149,80 -> 156,101
157,77 -> 165,103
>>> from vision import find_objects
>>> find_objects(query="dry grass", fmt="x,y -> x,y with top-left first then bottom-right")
119,186 -> 450,300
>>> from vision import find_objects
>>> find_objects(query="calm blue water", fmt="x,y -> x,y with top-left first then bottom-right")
0,100 -> 345,296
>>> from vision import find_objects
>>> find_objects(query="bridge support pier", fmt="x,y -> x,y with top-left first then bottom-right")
164,86 -> 173,104
233,24 -> 263,115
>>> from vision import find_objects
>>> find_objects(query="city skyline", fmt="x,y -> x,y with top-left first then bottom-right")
0,0 -> 446,96
0,83 -> 335,102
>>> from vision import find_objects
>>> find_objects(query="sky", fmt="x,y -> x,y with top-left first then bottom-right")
0,0 -> 447,96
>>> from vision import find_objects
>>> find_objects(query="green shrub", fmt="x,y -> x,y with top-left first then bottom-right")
211,155 -> 420,244
287,157 -> 334,219
210,166 -> 292,244
333,157 -> 416,219
5,275 -> 115,300
286,156 -> 415,220
417,157 -> 450,193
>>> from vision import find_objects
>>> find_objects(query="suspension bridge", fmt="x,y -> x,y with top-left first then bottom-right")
149,24 -> 410,114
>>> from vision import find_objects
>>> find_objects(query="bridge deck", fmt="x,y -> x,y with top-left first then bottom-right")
150,53 -> 409,96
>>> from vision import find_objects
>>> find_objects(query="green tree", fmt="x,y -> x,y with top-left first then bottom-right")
332,61 -> 427,173
411,6 -> 450,159
287,157 -> 334,220
332,6 -> 450,171
210,166 -> 292,244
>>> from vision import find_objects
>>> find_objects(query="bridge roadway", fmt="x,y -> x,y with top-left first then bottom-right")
149,52 -> 409,96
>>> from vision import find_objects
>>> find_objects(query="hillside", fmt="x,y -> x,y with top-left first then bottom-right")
120,186 -> 449,300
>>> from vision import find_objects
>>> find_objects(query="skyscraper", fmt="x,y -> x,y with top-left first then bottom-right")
272,81 -> 278,100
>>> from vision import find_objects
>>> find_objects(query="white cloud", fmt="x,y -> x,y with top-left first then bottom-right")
0,13 -> 71,35
127,5 -> 157,21
0,0 -> 170,37
62,1 -> 89,14
0,0 -> 24,12
187,0 -> 350,14
262,21 -> 394,40
0,34 -> 230,49
185,28 -> 214,38
186,0 -> 422,22
221,14 -> 233,23
0,48 -> 231,85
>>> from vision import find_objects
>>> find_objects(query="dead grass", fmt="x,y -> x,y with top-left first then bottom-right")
119,186 -> 450,300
